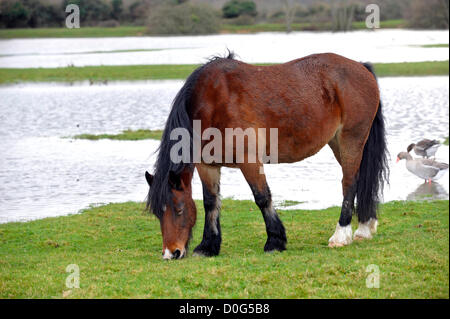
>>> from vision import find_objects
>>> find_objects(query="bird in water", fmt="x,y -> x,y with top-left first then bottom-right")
407,139 -> 441,159
397,152 -> 448,184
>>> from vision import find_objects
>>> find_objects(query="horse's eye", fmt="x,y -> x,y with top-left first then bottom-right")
176,208 -> 183,215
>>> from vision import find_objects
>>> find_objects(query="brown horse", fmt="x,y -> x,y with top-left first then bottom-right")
145,52 -> 388,259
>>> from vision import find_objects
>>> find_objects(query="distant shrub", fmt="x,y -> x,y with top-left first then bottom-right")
222,0 -> 257,19
97,19 -> 120,28
147,4 -> 220,35
239,1 -> 257,17
126,0 -> 151,25
406,0 -> 449,29
63,0 -> 112,25
111,0 -> 123,21
228,14 -> 255,26
0,0 -> 63,28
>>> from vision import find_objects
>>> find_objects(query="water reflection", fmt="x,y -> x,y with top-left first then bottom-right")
407,182 -> 449,201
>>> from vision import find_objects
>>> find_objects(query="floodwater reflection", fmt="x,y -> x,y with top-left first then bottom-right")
407,182 -> 449,201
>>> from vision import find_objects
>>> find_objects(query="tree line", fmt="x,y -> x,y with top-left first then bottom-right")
0,0 -> 448,32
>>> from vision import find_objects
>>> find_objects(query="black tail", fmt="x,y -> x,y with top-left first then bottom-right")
356,63 -> 389,223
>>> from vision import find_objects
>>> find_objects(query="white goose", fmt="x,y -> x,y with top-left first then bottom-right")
397,152 -> 449,183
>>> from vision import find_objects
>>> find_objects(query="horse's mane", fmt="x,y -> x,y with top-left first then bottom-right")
147,51 -> 235,218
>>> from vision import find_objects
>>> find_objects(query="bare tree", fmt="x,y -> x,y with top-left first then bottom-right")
282,0 -> 295,33
407,0 -> 449,29
332,0 -> 356,32
440,0 -> 449,29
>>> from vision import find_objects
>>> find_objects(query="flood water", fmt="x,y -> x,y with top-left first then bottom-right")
0,30 -> 449,68
0,77 -> 448,223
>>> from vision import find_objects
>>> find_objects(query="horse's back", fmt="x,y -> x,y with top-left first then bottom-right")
191,53 -> 380,163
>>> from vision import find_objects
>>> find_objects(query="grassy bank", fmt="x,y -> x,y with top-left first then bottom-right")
1,61 -> 448,85
0,64 -> 197,84
73,129 -> 163,141
371,61 -> 449,77
420,44 -> 449,48
0,200 -> 448,298
0,20 -> 407,39
0,26 -> 147,38
222,19 -> 406,33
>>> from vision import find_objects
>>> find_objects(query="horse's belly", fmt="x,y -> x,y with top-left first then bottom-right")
271,114 -> 340,163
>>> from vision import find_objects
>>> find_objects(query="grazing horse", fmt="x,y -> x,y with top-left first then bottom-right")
145,52 -> 388,259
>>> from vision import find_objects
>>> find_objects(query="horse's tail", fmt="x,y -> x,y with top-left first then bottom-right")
355,63 -> 389,223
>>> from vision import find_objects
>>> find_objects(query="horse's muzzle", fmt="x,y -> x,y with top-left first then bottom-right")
162,248 -> 186,260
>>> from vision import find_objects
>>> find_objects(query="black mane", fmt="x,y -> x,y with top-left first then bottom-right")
147,51 -> 235,218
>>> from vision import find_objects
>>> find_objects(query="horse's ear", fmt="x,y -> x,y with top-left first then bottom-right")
145,171 -> 154,186
168,170 -> 182,190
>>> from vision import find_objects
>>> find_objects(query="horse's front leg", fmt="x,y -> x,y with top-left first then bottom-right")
240,163 -> 287,252
193,164 -> 222,257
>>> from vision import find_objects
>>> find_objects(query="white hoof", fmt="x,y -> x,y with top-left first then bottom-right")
354,218 -> 378,240
328,223 -> 352,247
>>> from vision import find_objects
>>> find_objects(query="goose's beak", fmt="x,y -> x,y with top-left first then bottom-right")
396,157 -> 400,163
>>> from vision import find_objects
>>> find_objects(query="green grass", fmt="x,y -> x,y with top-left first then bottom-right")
0,64 -> 198,84
0,20 -> 407,39
0,200 -> 448,298
0,26 -> 147,38
73,129 -> 163,141
444,137 -> 449,146
222,19 -> 406,33
372,61 -> 449,77
1,61 -> 448,85
420,44 -> 449,48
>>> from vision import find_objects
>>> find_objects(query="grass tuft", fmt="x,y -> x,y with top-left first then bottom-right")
73,129 -> 163,141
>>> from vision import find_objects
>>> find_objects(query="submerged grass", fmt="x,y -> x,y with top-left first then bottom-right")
0,61 -> 448,85
0,64 -> 197,84
420,44 -> 449,48
73,129 -> 163,141
0,200 -> 448,299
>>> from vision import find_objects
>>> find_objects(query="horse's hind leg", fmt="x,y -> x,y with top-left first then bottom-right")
240,163 -> 287,252
193,164 -> 222,257
328,132 -> 361,247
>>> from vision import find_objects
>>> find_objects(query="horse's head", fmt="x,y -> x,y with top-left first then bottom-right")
145,169 -> 196,260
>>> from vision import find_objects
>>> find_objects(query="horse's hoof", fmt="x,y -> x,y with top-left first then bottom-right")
192,251 -> 207,257
264,246 -> 286,253
369,218 -> 378,234
264,236 -> 287,253
328,223 -> 352,247
193,245 -> 219,257
354,218 -> 377,240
